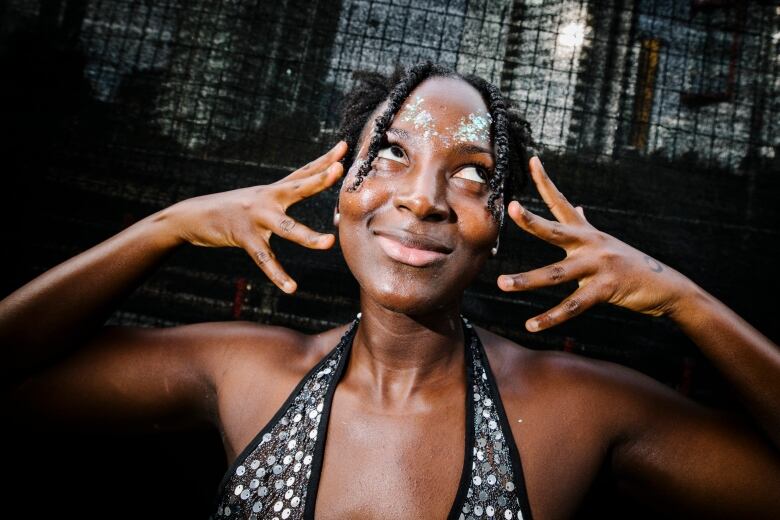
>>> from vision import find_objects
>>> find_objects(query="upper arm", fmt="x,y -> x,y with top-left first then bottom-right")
5,321 -> 295,433
605,365 -> 780,518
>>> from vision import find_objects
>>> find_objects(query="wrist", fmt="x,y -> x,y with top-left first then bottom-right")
139,203 -> 188,250
666,277 -> 711,324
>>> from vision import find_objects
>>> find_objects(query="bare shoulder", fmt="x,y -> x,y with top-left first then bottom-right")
476,327 -> 780,517
6,319 -> 347,435
203,320 -> 352,462
474,325 -> 707,435
204,319 -> 352,388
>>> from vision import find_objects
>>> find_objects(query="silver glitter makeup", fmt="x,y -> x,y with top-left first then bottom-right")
454,112 -> 493,143
400,95 -> 440,139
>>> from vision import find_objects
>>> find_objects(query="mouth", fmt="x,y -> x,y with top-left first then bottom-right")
372,229 -> 452,267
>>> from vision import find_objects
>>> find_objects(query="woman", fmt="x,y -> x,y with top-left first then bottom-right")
2,62 -> 778,519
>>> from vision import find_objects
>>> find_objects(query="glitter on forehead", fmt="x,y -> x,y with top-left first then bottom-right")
400,95 -> 440,140
454,112 -> 493,143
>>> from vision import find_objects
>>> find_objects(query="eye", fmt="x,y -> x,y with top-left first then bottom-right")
453,166 -> 487,184
377,144 -> 408,164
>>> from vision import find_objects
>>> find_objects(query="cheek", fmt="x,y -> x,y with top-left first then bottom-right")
339,171 -> 389,220
457,200 -> 500,252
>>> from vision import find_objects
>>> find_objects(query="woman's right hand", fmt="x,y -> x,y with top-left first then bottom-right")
168,141 -> 347,294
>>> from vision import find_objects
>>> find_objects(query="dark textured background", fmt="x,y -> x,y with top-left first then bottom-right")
1,0 -> 778,518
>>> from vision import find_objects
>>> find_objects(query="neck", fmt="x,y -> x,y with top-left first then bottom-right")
346,293 -> 466,408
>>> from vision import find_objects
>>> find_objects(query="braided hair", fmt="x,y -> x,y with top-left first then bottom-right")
336,61 -> 536,222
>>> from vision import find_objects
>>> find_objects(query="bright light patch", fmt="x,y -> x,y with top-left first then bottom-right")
557,21 -> 585,50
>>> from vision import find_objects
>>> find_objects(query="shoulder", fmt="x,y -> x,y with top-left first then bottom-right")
474,325 -> 699,436
167,319 -> 353,386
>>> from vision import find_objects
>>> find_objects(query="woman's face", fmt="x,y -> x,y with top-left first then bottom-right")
338,76 -> 500,315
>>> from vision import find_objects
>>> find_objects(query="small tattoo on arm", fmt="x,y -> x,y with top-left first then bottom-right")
644,255 -> 663,272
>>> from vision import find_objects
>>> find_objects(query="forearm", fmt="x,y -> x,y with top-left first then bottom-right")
669,280 -> 780,447
0,205 -> 184,380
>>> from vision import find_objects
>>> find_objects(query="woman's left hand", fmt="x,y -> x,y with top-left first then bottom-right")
498,156 -> 695,332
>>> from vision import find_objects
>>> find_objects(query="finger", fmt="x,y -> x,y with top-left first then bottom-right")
528,156 -> 581,224
285,141 -> 348,182
282,161 -> 344,205
575,205 -> 585,218
525,284 -> 601,332
507,200 -> 576,246
244,240 -> 297,294
268,214 -> 336,250
497,256 -> 591,292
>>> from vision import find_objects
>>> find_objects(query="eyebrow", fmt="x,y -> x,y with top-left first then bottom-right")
387,127 -> 410,139
452,142 -> 492,157
386,127 -> 492,157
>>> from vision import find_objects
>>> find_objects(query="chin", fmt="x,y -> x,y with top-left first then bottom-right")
355,265 -> 476,316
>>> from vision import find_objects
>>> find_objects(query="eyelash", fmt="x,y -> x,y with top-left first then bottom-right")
377,136 -> 492,181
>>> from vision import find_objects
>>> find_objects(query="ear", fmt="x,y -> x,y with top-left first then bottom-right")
333,205 -> 340,227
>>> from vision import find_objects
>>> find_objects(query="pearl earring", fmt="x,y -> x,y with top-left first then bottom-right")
333,208 -> 340,226
491,237 -> 499,257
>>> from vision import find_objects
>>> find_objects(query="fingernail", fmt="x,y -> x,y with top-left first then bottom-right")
498,276 -> 514,289
283,281 -> 296,293
527,320 -> 539,332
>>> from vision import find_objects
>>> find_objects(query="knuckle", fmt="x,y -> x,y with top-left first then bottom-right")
255,248 -> 274,265
278,217 -> 296,234
536,313 -> 553,329
547,264 -> 566,282
562,297 -> 583,316
551,222 -> 565,237
512,273 -> 529,288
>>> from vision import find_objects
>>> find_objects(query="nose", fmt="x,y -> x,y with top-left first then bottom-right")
393,166 -> 451,222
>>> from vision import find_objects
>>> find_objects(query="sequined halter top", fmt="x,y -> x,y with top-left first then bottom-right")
211,315 -> 533,520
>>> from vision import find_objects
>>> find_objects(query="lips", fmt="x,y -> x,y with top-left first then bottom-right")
372,229 -> 453,267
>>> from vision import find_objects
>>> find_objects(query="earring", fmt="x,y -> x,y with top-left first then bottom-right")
333,207 -> 340,226
491,237 -> 499,257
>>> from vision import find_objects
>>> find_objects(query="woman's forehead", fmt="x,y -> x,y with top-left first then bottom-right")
392,77 -> 492,148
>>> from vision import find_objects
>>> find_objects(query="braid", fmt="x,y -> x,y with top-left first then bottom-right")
348,61 -> 445,192
335,62 -> 536,222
